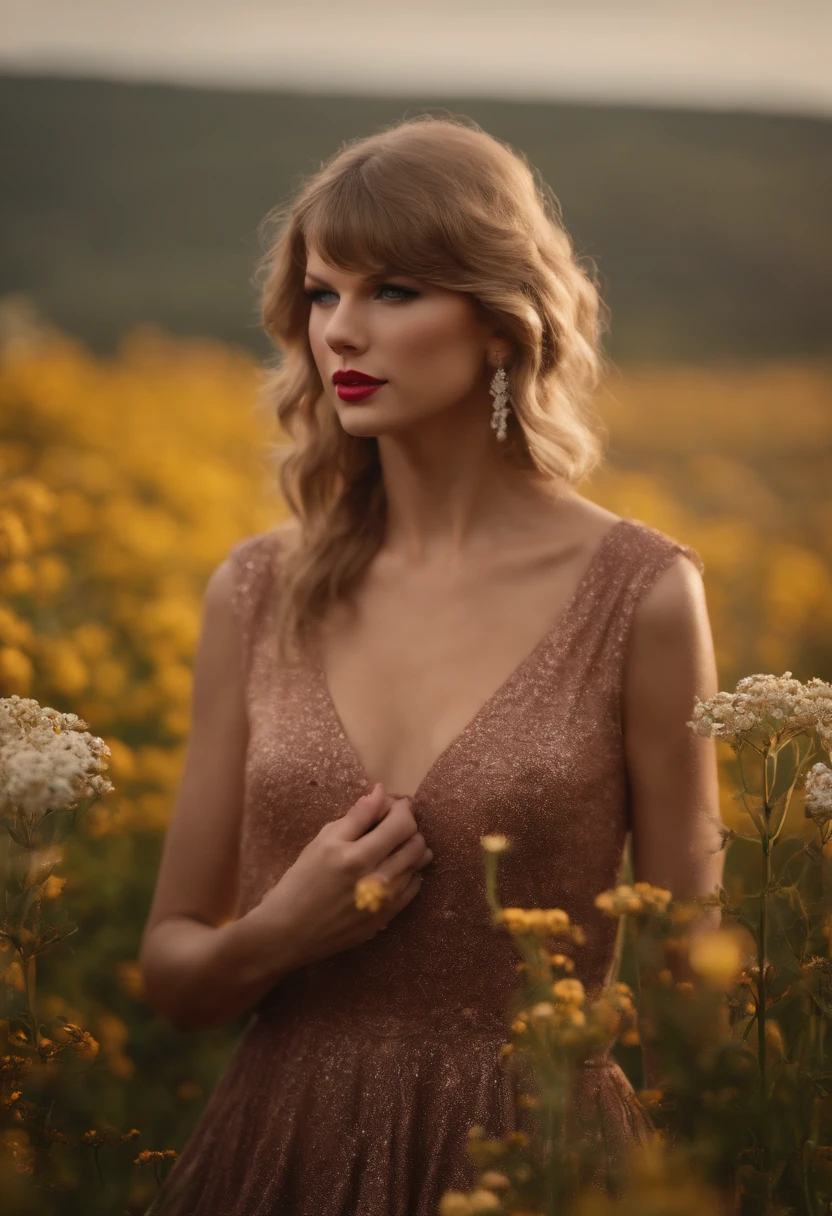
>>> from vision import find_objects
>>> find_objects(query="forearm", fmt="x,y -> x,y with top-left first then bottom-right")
140,906 -> 301,1034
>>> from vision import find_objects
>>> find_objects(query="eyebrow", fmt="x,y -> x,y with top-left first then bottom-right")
303,268 -> 401,286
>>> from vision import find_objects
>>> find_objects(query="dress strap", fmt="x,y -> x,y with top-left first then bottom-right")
226,528 -> 283,681
568,517 -> 706,703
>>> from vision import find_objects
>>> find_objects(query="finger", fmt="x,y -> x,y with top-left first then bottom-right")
391,870 -> 424,910
351,798 -> 418,867
338,784 -> 389,841
375,833 -> 427,882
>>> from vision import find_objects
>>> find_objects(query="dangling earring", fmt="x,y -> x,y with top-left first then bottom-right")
489,358 -> 511,442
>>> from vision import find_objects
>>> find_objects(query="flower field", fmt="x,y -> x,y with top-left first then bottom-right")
1,300 -> 831,1213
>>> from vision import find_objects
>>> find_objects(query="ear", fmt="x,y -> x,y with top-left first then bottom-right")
487,342 -> 513,370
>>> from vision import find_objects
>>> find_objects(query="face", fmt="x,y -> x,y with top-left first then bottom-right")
304,245 -> 502,437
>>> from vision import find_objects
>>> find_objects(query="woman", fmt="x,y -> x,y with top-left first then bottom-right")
139,114 -> 724,1215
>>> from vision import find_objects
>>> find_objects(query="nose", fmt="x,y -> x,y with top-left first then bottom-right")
323,299 -> 369,358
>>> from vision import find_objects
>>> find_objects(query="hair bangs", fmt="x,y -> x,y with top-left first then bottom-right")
299,163 -> 460,286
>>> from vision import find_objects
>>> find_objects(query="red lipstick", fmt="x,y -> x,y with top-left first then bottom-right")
332,369 -> 387,402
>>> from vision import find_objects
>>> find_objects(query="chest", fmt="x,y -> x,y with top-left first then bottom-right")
314,539 -> 600,798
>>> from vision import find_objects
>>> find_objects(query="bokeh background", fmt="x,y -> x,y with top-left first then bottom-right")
1,2 -> 831,1209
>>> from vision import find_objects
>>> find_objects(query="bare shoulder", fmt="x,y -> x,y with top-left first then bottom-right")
623,547 -> 716,726
632,549 -> 708,641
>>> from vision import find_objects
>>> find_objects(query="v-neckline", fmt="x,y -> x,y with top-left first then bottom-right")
311,516 -> 631,803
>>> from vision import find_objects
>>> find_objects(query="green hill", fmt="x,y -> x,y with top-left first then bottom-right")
1,72 -> 830,363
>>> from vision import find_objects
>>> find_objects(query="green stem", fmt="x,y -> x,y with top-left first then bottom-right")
758,753 -> 772,1181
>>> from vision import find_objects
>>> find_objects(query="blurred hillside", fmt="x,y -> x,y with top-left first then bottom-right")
1,72 -> 831,363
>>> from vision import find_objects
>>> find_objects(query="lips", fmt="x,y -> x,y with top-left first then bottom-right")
332,370 -> 386,386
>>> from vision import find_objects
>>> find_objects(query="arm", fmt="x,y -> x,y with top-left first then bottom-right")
621,552 -> 725,1085
138,556 -> 300,1034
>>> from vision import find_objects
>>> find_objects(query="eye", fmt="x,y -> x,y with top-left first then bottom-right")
303,287 -> 337,304
303,283 -> 420,305
377,283 -> 420,302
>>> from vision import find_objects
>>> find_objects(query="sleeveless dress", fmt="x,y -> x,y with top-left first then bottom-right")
152,515 -> 705,1216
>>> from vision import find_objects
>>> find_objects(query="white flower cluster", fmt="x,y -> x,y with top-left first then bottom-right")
0,695 -> 113,816
804,762 -> 832,827
687,672 -> 832,749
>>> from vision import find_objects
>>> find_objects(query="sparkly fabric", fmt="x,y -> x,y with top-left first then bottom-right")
155,515 -> 705,1215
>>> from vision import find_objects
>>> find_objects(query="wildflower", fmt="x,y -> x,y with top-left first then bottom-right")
34,872 -> 64,907
688,928 -> 743,988
134,1149 -> 178,1167
0,647 -> 33,693
805,763 -> 832,827
480,834 -> 509,853
0,510 -> 29,560
497,907 -> 528,933
477,1171 -> 510,1192
0,696 -> 113,814
544,908 -> 570,934
439,1194 -> 472,1216
595,882 -> 671,917
552,978 -> 586,1006
0,561 -> 35,596
468,1190 -> 501,1212
687,672 -> 832,749
354,875 -> 390,914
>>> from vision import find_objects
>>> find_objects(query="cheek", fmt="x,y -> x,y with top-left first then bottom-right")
307,318 -> 327,365
389,305 -> 483,375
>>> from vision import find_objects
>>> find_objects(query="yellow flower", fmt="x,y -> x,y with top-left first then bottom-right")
478,1171 -> 510,1192
552,978 -> 586,1006
0,509 -> 30,559
439,1194 -> 472,1215
116,960 -> 145,1000
42,874 -> 66,900
0,560 -> 35,595
688,928 -> 743,988
544,908 -> 571,933
0,606 -> 34,648
35,639 -> 88,697
0,646 -> 34,693
32,553 -> 70,596
354,875 -> 390,913
480,834 -> 509,853
468,1189 -> 501,1212
101,736 -> 136,780
1,477 -> 57,519
72,622 -> 112,660
498,908 -> 528,933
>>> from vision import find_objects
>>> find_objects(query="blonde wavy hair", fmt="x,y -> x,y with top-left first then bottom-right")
254,112 -> 611,666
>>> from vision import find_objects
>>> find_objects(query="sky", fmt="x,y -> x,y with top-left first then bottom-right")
1,0 -> 830,118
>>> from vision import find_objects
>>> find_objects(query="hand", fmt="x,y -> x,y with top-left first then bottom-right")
250,783 -> 432,968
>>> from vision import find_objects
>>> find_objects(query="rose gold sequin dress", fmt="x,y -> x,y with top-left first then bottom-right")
154,515 -> 704,1216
